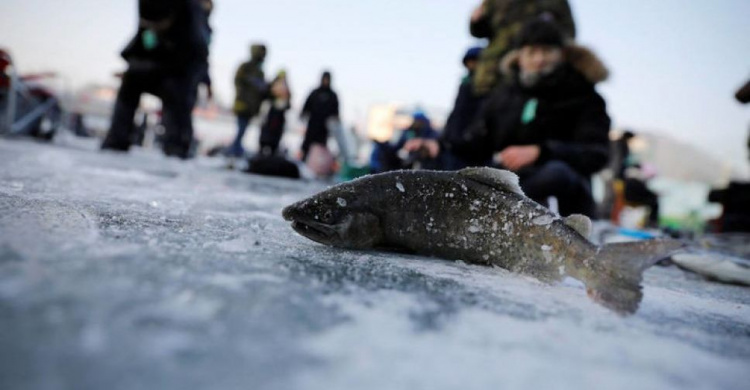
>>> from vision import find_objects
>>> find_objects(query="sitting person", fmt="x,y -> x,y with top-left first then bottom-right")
440,46 -> 492,170
411,20 -> 610,217
371,111 -> 440,173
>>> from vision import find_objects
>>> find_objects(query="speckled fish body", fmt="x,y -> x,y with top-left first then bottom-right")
283,168 -> 683,315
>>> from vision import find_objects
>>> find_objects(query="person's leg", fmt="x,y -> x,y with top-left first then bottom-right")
300,137 -> 312,162
269,115 -> 285,155
159,73 -> 194,159
230,115 -> 251,157
519,160 -> 597,218
624,178 -> 660,225
102,70 -> 146,151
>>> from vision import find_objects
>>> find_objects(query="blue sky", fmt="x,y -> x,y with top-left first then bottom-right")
1,0 -> 749,171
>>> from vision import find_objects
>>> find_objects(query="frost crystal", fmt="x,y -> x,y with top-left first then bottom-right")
396,182 -> 405,193
337,198 -> 347,207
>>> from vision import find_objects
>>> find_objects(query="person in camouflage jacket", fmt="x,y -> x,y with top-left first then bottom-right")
469,0 -> 576,95
229,44 -> 268,157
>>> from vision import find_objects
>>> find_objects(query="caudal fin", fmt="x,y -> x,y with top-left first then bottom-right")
586,239 -> 685,315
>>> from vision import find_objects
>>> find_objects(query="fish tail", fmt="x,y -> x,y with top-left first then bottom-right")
585,239 -> 685,315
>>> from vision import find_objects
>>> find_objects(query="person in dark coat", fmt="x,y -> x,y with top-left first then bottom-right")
300,71 -> 339,161
416,20 -> 610,217
258,70 -> 291,156
102,0 -> 209,159
229,43 -> 268,158
440,46 -> 489,170
483,20 -> 610,217
371,112 -> 440,173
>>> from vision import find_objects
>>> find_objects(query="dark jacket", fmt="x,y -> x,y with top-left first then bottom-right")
301,86 -> 339,144
121,0 -> 208,73
441,74 -> 487,166
469,45 -> 611,176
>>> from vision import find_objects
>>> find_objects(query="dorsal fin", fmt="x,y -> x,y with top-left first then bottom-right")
458,167 -> 525,196
564,214 -> 592,238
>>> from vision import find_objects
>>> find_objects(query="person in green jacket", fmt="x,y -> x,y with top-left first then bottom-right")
229,43 -> 268,158
469,0 -> 576,96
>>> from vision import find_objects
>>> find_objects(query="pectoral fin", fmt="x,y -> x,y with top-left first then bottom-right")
564,214 -> 592,239
458,167 -> 525,196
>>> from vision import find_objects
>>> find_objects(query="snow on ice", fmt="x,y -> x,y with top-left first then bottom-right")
0,137 -> 748,390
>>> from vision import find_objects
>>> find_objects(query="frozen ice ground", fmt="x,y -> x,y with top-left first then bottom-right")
0,136 -> 748,390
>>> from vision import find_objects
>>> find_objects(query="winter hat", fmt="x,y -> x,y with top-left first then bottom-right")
462,46 -> 483,65
412,110 -> 430,124
515,19 -> 565,49
250,44 -> 267,60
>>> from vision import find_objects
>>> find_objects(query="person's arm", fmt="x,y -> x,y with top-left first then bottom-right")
300,91 -> 313,119
538,93 -> 611,176
332,92 -> 340,118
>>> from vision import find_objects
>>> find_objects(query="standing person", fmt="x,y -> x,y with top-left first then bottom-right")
300,71 -> 339,161
102,0 -> 209,159
229,43 -> 268,160
469,0 -> 576,96
258,70 -> 291,156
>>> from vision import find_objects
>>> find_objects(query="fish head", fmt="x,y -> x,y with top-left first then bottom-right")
282,188 -> 383,249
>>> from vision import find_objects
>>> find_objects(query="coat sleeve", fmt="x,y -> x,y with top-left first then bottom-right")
538,93 -> 611,176
301,91 -> 313,119
440,92 -> 497,159
332,93 -> 340,117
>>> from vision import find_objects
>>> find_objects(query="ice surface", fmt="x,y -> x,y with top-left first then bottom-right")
0,137 -> 749,390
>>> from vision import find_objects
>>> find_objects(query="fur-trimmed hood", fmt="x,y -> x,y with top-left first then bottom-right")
500,44 -> 609,84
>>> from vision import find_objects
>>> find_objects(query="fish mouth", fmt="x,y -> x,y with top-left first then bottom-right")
290,219 -> 337,243
283,204 -> 337,243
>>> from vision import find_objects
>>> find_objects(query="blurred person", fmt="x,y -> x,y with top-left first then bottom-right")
190,0 -> 214,109
439,46 -> 490,170
469,0 -> 576,96
613,130 -> 636,179
300,71 -> 339,161
258,70 -> 291,156
394,111 -> 441,170
412,20 -> 610,217
484,20 -> 610,217
372,111 -> 440,173
229,43 -> 268,160
101,0 -> 209,159
623,163 -> 660,227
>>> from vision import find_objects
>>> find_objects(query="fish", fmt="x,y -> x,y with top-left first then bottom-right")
281,167 -> 683,315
